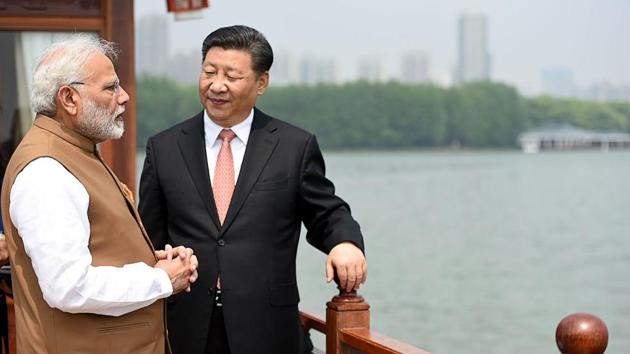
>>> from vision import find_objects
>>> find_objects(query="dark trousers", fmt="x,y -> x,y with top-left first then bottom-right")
204,289 -> 314,354
205,290 -> 230,354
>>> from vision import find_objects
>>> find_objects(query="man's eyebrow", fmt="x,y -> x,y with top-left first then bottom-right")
103,78 -> 120,87
203,62 -> 243,73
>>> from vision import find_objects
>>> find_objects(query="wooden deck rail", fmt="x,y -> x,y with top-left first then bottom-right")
301,290 -> 613,354
299,288 -> 431,354
1,289 -> 613,354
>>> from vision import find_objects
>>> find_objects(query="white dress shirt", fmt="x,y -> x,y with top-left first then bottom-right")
203,109 -> 253,186
9,157 -> 173,317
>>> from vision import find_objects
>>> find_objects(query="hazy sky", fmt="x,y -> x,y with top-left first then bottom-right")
135,0 -> 630,95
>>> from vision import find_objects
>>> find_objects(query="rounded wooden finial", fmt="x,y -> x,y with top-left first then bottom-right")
556,313 -> 608,354
332,287 -> 364,303
332,273 -> 364,303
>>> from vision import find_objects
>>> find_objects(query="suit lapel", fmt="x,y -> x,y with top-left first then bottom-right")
177,112 -> 222,230
220,109 -> 278,234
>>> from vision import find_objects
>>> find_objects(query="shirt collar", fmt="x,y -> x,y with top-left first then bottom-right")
203,109 -> 254,146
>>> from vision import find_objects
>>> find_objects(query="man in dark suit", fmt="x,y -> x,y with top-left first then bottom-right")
139,25 -> 367,354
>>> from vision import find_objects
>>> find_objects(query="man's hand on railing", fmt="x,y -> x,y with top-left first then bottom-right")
326,241 -> 367,292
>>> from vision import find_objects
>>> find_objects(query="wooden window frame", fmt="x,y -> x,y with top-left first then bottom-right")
0,0 -> 138,193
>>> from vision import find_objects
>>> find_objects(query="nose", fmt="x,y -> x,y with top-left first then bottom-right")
118,85 -> 130,104
209,77 -> 227,93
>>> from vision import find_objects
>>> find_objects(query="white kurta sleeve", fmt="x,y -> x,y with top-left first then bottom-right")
9,157 -> 173,317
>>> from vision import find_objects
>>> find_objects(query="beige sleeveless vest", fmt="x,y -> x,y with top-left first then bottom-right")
0,115 -> 168,354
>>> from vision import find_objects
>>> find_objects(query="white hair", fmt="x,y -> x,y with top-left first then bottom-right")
30,34 -> 118,116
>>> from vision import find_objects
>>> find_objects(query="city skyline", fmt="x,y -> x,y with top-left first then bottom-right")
135,0 -> 630,97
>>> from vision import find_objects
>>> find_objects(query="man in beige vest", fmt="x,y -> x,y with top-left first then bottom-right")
0,35 -> 197,353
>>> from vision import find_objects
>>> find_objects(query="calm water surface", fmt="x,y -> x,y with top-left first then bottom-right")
137,150 -> 630,353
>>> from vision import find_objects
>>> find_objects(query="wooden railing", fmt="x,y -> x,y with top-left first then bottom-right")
299,288 -> 431,354
301,288 -> 612,354
2,286 -> 612,354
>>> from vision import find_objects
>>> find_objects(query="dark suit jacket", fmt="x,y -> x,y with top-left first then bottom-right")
138,108 -> 364,354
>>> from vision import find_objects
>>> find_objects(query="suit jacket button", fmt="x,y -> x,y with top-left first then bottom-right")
217,239 -> 226,247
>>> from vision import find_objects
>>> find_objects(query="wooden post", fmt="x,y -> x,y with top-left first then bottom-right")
326,288 -> 370,354
556,313 -> 608,354
99,0 -> 137,194
5,297 -> 14,354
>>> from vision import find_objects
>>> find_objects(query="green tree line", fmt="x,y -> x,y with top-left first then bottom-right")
137,75 -> 630,149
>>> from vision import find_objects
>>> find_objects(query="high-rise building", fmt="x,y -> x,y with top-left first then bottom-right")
588,81 -> 630,102
167,49 -> 201,85
400,51 -> 430,84
357,56 -> 385,83
456,12 -> 490,84
298,57 -> 338,86
136,15 -> 169,76
270,51 -> 299,86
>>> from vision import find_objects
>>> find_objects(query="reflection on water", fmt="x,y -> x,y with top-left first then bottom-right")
137,150 -> 630,354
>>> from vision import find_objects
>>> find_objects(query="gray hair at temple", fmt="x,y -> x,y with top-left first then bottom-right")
30,35 -> 118,116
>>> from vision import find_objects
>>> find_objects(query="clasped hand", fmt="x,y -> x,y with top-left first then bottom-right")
0,233 -> 8,266
154,244 -> 199,294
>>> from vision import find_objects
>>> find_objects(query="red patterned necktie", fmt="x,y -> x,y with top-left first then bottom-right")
213,129 -> 236,225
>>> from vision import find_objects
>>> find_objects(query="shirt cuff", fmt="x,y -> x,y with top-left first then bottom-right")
154,267 -> 174,297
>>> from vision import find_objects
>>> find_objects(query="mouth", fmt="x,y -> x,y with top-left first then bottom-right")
208,97 -> 229,106
114,108 -> 125,123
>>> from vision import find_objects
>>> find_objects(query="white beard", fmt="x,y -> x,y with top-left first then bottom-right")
77,97 -> 125,141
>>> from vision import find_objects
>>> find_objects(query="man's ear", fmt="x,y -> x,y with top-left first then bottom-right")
57,86 -> 79,116
256,71 -> 269,96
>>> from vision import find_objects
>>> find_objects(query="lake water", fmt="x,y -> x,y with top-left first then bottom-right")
137,149 -> 630,354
